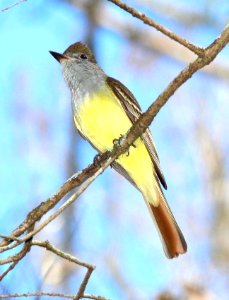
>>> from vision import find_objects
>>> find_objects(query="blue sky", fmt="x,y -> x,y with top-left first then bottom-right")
1,1 -> 229,299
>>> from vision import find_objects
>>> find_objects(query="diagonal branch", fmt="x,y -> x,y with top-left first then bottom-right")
32,240 -> 95,270
19,158 -> 113,244
0,292 -> 73,299
0,0 -> 28,13
0,238 -> 32,280
117,24 -> 229,150
81,23 -> 229,180
107,0 -> 204,56
0,152 -> 111,248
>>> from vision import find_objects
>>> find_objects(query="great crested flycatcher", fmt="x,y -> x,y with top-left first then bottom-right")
50,42 -> 187,258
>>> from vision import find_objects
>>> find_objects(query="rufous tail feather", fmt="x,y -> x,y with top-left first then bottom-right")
148,198 -> 187,258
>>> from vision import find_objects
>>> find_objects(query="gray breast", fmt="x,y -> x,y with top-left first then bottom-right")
62,60 -> 106,99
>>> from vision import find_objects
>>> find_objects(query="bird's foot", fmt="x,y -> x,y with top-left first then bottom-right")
113,134 -> 124,146
93,153 -> 102,167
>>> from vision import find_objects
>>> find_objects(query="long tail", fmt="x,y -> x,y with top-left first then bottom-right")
147,197 -> 187,258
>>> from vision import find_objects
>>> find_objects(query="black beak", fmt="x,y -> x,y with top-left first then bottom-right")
49,51 -> 69,63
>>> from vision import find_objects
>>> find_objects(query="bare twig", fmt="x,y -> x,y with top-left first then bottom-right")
107,0 -> 204,56
0,225 -> 34,280
0,0 -> 27,13
32,240 -> 97,300
1,157 -> 113,251
0,160 -> 111,280
0,234 -> 21,242
0,231 -> 33,280
0,239 -> 32,280
0,292 -> 110,299
0,242 -> 30,265
81,295 -> 110,300
0,292 -> 73,299
74,268 -> 94,300
137,0 -> 221,28
0,261 -> 19,282
0,153 -> 111,248
32,240 -> 95,270
0,235 -> 22,253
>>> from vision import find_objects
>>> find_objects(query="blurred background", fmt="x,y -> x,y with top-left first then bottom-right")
1,0 -> 229,299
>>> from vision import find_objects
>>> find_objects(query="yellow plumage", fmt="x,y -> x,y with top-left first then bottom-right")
74,85 -> 159,205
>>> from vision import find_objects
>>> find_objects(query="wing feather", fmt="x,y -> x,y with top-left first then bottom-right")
107,77 -> 167,189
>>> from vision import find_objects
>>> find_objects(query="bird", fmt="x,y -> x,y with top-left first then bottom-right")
50,42 -> 187,258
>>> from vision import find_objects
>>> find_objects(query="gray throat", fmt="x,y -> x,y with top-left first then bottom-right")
62,60 -> 107,101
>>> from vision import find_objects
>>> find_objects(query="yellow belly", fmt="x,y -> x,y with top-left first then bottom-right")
73,86 -> 158,204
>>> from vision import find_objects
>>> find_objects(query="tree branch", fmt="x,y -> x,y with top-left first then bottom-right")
32,240 -> 95,270
0,0 -> 27,13
118,24 -> 229,148
0,292 -> 73,299
107,0 -> 204,56
0,153 -> 111,248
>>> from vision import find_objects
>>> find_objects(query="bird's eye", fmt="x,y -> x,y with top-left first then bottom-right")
80,54 -> 87,60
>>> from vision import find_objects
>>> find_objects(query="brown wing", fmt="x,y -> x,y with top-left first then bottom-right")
107,77 -> 167,190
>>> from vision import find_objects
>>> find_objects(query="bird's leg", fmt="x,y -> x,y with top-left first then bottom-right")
113,134 -> 130,156
93,153 -> 102,167
113,134 -> 124,146
112,134 -> 137,157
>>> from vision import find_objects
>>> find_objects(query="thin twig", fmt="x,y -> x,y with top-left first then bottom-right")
19,157 -> 113,243
0,261 -> 19,282
32,240 -> 95,270
82,295 -> 110,300
0,234 -> 22,242
0,227 -> 34,280
74,268 -> 94,300
0,238 -> 32,280
0,162 -> 109,277
0,0 -> 27,13
0,241 -> 21,253
0,292 -> 73,299
0,236 -> 22,253
0,151 -> 110,249
32,240 -> 96,300
0,293 -> 110,299
107,0 -> 204,56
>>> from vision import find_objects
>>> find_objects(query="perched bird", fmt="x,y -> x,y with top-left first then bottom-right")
50,42 -> 187,258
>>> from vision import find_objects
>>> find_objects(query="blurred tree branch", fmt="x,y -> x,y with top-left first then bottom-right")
195,122 -> 229,267
135,0 -> 226,29
58,0 -> 100,289
0,0 -> 28,13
